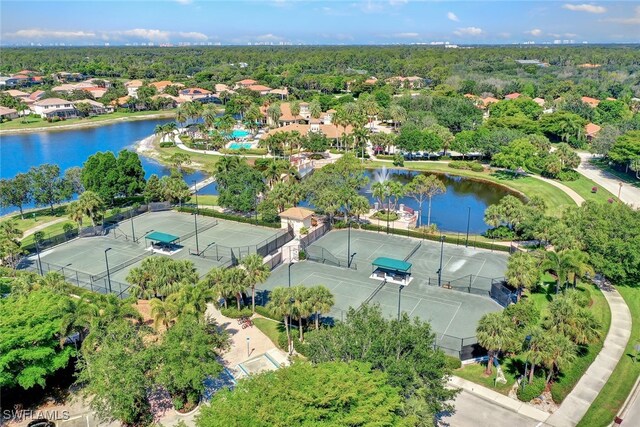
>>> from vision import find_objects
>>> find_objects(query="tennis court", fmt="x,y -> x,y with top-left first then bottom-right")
28,211 -> 286,292
306,229 -> 508,293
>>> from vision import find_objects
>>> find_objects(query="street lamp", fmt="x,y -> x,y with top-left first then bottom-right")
35,240 -> 43,275
465,206 -> 471,247
618,182 -> 623,200
347,219 -> 352,267
288,261 -> 294,287
349,252 -> 357,269
192,180 -> 200,255
246,336 -> 251,358
104,247 -> 112,294
288,297 -> 295,355
397,284 -> 404,321
437,235 -> 445,287
130,208 -> 136,243
522,335 -> 532,390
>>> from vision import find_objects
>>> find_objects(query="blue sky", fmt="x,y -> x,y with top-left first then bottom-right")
1,1 -> 639,45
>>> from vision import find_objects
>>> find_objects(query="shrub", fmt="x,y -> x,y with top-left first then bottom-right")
176,206 -> 280,228
444,355 -> 462,370
299,226 -> 309,235
392,153 -> 404,167
556,170 -> 579,181
483,225 -> 516,240
470,163 -> 485,172
371,210 -> 399,221
449,160 -> 485,172
309,153 -> 325,160
255,305 -> 279,320
516,376 -> 546,402
298,250 -> 307,260
159,141 -> 175,148
220,307 -> 253,319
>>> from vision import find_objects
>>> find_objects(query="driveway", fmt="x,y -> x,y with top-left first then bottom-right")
577,153 -> 640,208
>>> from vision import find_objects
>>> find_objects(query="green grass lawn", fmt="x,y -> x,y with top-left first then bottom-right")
195,195 -> 218,206
253,317 -> 285,349
0,110 -> 176,131
20,219 -> 78,247
560,174 -> 617,204
578,286 -> 640,427
374,161 -> 576,217
153,138 -> 220,172
455,283 -> 611,403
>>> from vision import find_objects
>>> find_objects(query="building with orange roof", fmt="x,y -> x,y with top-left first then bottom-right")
150,80 -> 184,93
260,122 -> 354,142
585,123 -> 601,141
581,96 -> 600,108
235,79 -> 258,89
533,97 -> 546,107
504,93 -> 521,100
246,84 -> 273,95
178,87 -> 217,103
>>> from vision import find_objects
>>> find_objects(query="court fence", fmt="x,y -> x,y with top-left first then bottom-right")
300,221 -> 332,250
305,245 -> 357,270
422,273 -> 516,306
18,258 -> 132,299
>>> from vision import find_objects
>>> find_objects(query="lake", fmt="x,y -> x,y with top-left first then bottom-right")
0,118 -> 217,215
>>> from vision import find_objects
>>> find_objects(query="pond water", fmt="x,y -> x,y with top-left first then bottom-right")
0,118 -> 217,215
359,168 -> 521,234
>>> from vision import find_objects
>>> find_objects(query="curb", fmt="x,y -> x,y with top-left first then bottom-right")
611,375 -> 640,426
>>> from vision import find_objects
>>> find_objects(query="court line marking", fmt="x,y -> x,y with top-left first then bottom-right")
439,300 -> 463,338
472,258 -> 487,287
407,298 -> 422,317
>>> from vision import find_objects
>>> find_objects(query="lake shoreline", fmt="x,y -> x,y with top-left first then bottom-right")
0,111 -> 176,135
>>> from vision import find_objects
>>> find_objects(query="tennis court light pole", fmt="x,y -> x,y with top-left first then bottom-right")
104,247 -> 112,294
347,219 -> 351,267
437,235 -> 445,287
130,209 -> 136,243
193,180 -> 200,255
35,241 -> 43,275
397,284 -> 404,320
465,207 -> 471,247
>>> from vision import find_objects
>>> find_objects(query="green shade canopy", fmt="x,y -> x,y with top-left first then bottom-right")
372,257 -> 412,273
145,231 -> 180,244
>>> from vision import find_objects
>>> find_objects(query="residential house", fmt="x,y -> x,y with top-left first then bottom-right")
4,89 -> 30,101
28,90 -> 46,103
235,79 -> 258,89
151,94 -> 181,109
0,106 -> 19,120
364,77 -> 378,85
386,76 -> 425,89
246,84 -> 273,96
532,97 -> 545,107
261,102 -> 304,127
504,93 -> 521,100
73,99 -> 110,116
480,96 -> 499,109
32,98 -> 77,119
585,123 -> 601,142
581,96 -> 600,108
178,87 -> 218,103
124,80 -> 144,98
150,80 -> 184,93
268,88 -> 289,99
53,72 -> 86,82
260,122 -> 354,143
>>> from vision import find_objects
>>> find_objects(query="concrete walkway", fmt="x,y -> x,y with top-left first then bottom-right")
546,289 -> 632,427
529,174 -> 586,205
20,217 -> 68,241
449,376 -> 551,423
577,153 -> 640,209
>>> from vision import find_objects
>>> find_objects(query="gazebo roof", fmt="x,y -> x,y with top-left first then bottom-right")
280,207 -> 314,221
372,257 -> 412,273
145,231 -> 180,244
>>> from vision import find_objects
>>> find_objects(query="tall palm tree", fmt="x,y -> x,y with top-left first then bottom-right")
505,252 -> 538,301
67,201 -> 84,228
167,282 -> 212,323
150,297 -> 179,331
267,104 -> 281,127
545,295 -> 601,345
202,104 -> 219,130
290,285 -> 312,341
541,250 -> 579,294
389,104 -> 407,131
524,326 -> 550,383
77,191 -> 104,227
175,104 -> 188,129
306,285 -> 334,329
361,99 -> 380,131
290,101 -> 301,124
205,267 -> 233,308
540,331 -> 577,384
240,254 -> 271,313
225,267 -> 249,310
267,286 -> 294,353
263,160 -> 282,189
476,311 -> 515,374
371,181 -> 389,212
309,101 -> 322,120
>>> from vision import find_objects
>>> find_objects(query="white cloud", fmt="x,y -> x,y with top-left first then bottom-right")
454,27 -> 484,36
447,12 -> 459,22
605,6 -> 640,24
178,31 -> 208,41
256,33 -> 283,41
4,29 -> 96,39
394,32 -> 419,38
527,29 -> 543,36
562,3 -> 607,14
118,29 -> 172,42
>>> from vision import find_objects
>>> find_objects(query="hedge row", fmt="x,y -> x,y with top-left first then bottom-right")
448,160 -> 485,172
219,148 -> 268,155
176,206 -> 281,228
358,223 -> 511,253
220,307 -> 253,318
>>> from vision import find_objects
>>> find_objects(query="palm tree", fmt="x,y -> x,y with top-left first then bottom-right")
361,99 -> 380,131
540,250 -> 579,294
290,101 -> 301,124
150,297 -> 179,331
175,104 -> 188,129
476,312 -> 515,374
540,331 -> 577,384
263,160 -> 282,189
505,252 -> 538,301
67,201 -> 84,228
524,327 -> 550,383
214,155 -> 242,176
306,285 -> 334,329
39,272 -> 67,293
236,96 -> 253,120
206,267 -> 233,308
267,104 -> 281,127
289,285 -> 312,341
240,254 -> 271,313
545,295 -> 601,345
77,191 -> 104,227
371,181 -> 389,212
225,267 -> 249,310
267,286 -> 294,353
389,104 -> 407,130
167,282 -> 212,323
309,101 -> 322,120
202,104 -> 219,129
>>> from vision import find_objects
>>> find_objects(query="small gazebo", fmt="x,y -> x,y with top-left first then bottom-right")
370,257 -> 413,286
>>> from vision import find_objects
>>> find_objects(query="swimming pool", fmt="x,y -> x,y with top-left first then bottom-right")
231,130 -> 250,138
228,142 -> 253,150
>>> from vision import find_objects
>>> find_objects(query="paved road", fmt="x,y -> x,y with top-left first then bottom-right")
577,153 -> 640,209
441,390 -> 545,427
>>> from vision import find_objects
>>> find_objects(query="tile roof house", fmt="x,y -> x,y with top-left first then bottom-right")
581,96 -> 600,108
124,80 -> 144,97
268,88 -> 289,99
260,122 -> 354,141
178,87 -> 217,103
32,97 -> 78,119
279,207 -> 315,236
73,99 -> 111,115
533,97 -> 546,107
585,123 -> 602,141
386,76 -> 425,89
4,89 -> 30,99
150,80 -> 184,93
0,106 -> 19,120
236,79 -> 258,88
246,84 -> 273,95
504,93 -> 521,100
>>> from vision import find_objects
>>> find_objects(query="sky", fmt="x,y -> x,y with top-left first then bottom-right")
1,1 -> 639,46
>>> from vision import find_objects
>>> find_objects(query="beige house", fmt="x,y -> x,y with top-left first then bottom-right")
0,106 -> 19,120
260,122 -> 354,142
124,80 -> 144,97
73,99 -> 111,116
280,207 -> 314,237
32,97 -> 77,119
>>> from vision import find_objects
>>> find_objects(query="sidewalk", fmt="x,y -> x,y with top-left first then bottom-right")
546,289 -> 632,427
20,217 -> 68,241
577,153 -> 640,209
449,376 -> 551,423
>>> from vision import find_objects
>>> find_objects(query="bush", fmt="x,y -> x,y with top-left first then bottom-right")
220,307 -> 253,319
176,206 -> 280,228
470,163 -> 485,172
516,376 -> 546,402
444,355 -> 462,370
298,250 -> 307,260
448,160 -> 485,172
371,210 -> 399,221
253,158 -> 271,170
299,226 -> 309,235
219,148 -> 268,155
556,170 -> 579,181
483,225 -> 516,240
255,305 -> 279,320
159,141 -> 175,148
309,153 -> 325,160
392,153 -> 404,167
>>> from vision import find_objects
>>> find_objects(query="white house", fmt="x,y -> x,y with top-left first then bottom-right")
32,97 -> 77,119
